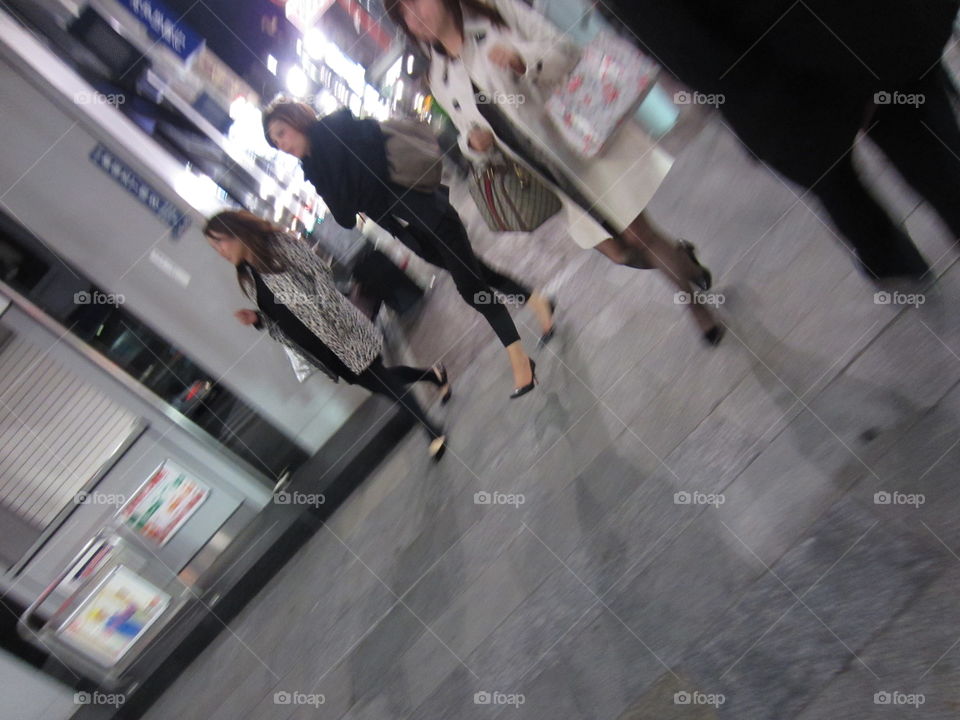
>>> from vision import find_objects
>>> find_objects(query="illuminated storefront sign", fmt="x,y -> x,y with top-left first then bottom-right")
285,0 -> 336,32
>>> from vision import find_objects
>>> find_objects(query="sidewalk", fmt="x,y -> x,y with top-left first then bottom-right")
139,112 -> 960,720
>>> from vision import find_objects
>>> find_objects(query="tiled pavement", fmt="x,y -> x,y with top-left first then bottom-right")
140,107 -> 960,719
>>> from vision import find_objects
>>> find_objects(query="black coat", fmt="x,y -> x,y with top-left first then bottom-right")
599,0 -> 959,183
301,110 -> 394,230
300,110 -> 454,251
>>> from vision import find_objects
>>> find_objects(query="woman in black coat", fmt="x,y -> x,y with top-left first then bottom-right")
599,0 -> 960,280
263,100 -> 554,399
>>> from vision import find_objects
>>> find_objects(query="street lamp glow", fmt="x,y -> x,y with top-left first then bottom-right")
286,65 -> 309,97
304,28 -> 327,61
317,90 -> 339,114
266,54 -> 278,75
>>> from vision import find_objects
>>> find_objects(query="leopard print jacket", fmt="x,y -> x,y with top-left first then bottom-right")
239,233 -> 382,380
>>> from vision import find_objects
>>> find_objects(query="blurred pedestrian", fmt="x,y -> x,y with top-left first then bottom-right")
204,210 -> 451,461
263,100 -> 553,398
386,0 -> 725,345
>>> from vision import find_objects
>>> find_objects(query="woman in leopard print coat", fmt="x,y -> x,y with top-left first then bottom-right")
204,210 -> 450,461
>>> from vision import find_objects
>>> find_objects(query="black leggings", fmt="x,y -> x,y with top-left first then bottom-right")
400,203 -> 527,347
344,356 -> 443,439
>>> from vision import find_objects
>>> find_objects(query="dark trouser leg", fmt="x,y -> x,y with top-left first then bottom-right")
867,64 -> 960,239
413,205 -> 523,347
352,358 -> 443,439
808,155 -> 930,279
719,82 -> 930,280
388,365 -> 442,386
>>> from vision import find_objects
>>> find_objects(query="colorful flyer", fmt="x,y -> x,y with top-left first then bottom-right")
58,565 -> 170,666
117,460 -> 209,546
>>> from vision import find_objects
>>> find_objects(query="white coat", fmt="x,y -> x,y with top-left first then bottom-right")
426,0 -> 674,248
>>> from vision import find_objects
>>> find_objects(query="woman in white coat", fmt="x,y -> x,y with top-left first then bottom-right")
386,0 -> 724,345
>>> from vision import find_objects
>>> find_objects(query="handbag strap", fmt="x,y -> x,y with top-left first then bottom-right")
482,169 -> 508,231
498,172 -> 527,230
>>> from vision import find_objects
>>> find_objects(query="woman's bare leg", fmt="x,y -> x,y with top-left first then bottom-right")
594,214 -> 720,335
507,340 -> 533,388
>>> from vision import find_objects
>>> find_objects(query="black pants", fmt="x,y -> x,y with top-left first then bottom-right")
866,65 -> 960,239
720,64 -> 960,278
813,67 -> 960,277
344,356 -> 443,439
391,191 -> 527,347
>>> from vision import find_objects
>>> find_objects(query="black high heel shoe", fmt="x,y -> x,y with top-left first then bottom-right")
510,358 -> 538,399
678,240 -> 712,291
432,363 -> 452,405
703,324 -> 725,347
537,298 -> 558,350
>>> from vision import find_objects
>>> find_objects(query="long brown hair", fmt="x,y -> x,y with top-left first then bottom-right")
203,211 -> 287,289
261,98 -> 318,149
385,0 -> 506,56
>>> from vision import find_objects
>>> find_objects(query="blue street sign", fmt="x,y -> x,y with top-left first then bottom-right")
90,144 -> 191,238
119,0 -> 204,61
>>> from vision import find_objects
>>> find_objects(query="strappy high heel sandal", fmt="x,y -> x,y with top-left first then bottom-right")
678,240 -> 713,291
432,363 -> 452,405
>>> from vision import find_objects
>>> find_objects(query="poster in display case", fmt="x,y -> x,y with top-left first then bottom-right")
116,460 -> 209,546
57,565 -> 170,667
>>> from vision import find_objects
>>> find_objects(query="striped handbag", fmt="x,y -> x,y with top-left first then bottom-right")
468,160 -> 562,233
